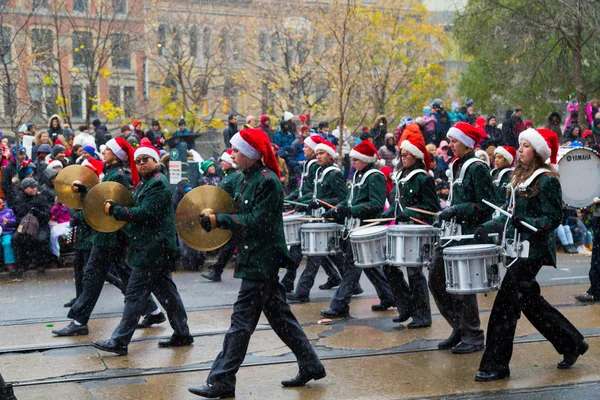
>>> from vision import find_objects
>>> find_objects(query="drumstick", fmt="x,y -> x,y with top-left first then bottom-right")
316,198 -> 338,210
481,199 -> 538,233
284,200 -> 308,208
297,217 -> 335,221
405,206 -> 439,217
410,216 -> 430,226
349,221 -> 380,233
441,233 -> 499,240
283,210 -> 297,216
364,218 -> 395,223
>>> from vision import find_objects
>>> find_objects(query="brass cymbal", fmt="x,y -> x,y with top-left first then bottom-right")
83,182 -> 134,233
55,165 -> 100,209
176,186 -> 237,251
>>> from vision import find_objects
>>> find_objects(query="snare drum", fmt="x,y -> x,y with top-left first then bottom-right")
443,244 -> 502,294
440,219 -> 462,238
349,226 -> 387,268
301,223 -> 342,256
386,225 -> 438,267
344,217 -> 361,232
283,213 -> 306,246
311,207 -> 325,218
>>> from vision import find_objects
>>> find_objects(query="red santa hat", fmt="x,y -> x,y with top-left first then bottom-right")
82,158 -> 104,176
230,128 -> 281,177
518,128 -> 559,167
494,146 -> 517,167
447,122 -> 486,149
350,140 -> 380,164
314,140 -> 337,158
304,135 -> 324,150
220,149 -> 236,168
400,137 -> 431,171
106,138 -> 139,185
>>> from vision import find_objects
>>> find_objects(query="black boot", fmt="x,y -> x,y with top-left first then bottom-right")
558,341 -> 589,369
63,298 -> 77,308
319,278 -> 342,290
201,271 -> 222,282
92,339 -> 128,356
320,308 -> 349,318
287,292 -> 310,303
475,370 -> 510,382
438,330 -> 462,349
52,322 -> 89,337
137,312 -> 167,328
281,367 -> 326,387
188,384 -> 235,398
158,335 -> 194,348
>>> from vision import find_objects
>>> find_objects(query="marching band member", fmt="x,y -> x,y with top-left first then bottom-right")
474,128 -> 587,381
320,141 -> 396,318
93,144 -> 192,355
433,122 -> 494,354
382,136 -> 439,328
287,140 -> 347,303
189,128 -> 325,398
490,146 -> 516,206
53,138 -> 162,337
201,149 -> 244,282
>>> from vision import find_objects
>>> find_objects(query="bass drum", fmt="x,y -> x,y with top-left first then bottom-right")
557,147 -> 600,208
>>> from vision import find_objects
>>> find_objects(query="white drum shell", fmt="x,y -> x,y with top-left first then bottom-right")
443,244 -> 502,294
557,147 -> 600,208
301,223 -> 342,256
386,225 -> 438,266
350,226 -> 387,268
283,213 -> 306,246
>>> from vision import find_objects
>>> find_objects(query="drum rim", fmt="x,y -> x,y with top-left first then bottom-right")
283,213 -> 306,220
349,226 -> 388,237
443,244 -> 500,253
301,222 -> 343,229
387,225 -> 438,232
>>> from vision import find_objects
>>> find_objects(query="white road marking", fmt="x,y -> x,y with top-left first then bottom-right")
551,276 -> 589,281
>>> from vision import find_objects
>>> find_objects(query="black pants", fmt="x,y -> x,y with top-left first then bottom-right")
281,244 -> 304,290
294,256 -> 343,298
207,279 -> 323,391
329,239 -> 395,313
67,246 -> 157,325
73,249 -> 91,299
111,266 -> 190,346
210,238 -> 237,277
479,258 -> 585,373
428,248 -> 484,345
587,217 -> 600,297
384,265 -> 432,325
13,230 -> 52,271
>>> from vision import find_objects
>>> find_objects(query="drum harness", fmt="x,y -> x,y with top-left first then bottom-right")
344,168 -> 384,239
298,159 -> 318,197
391,168 -> 428,219
490,167 -> 514,218
311,165 -> 340,217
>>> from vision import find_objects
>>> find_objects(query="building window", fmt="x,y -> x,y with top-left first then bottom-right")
142,57 -> 148,100
45,84 -> 58,116
31,28 -> 54,67
29,85 -> 43,117
0,27 -> 10,64
270,36 -> 278,62
109,85 -> 121,107
223,78 -> 236,114
111,34 -> 130,69
72,31 -> 92,67
123,86 -> 135,118
189,27 -> 197,58
157,24 -> 166,57
202,27 -> 211,58
218,30 -> 229,58
73,0 -> 87,12
70,85 -> 82,119
112,0 -> 126,14
258,32 -> 267,62
33,0 -> 48,9
171,28 -> 180,58
87,86 -> 98,119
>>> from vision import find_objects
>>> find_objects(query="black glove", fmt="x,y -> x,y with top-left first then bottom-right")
105,200 -> 116,216
200,214 -> 212,232
473,226 -> 488,242
395,214 -> 411,223
438,206 -> 457,221
307,200 -> 321,210
322,208 -> 338,219
295,204 -> 308,212
72,183 -> 88,194
336,205 -> 351,218
512,215 -> 526,232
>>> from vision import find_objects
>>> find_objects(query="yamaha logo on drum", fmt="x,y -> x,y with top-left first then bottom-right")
565,154 -> 591,162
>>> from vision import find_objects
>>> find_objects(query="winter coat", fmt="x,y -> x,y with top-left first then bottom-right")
378,145 -> 398,168
2,162 -> 18,206
0,208 -> 17,235
47,114 -> 63,143
277,157 -> 289,186
199,173 -> 222,187
223,124 -> 238,148
586,103 -> 598,128
112,169 -> 180,269
563,101 -> 578,132
286,158 -> 319,200
51,203 -> 71,223
273,130 -> 296,150
337,165 -> 386,222
545,112 -> 563,139
70,209 -> 92,251
433,109 -> 451,145
422,114 -> 437,133
383,166 -> 439,224
370,126 -> 387,150
483,122 -> 502,148
298,163 -> 347,206
220,168 -> 244,198
13,191 -> 50,229
490,167 -> 512,206
73,132 -> 96,148
95,126 -> 111,149
332,127 -> 353,154
216,162 -> 295,281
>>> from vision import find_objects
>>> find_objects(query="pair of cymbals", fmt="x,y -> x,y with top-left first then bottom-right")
55,165 -> 100,209
176,186 -> 237,251
83,182 -> 134,233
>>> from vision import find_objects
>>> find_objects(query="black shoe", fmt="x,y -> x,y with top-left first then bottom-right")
188,384 -> 235,398
63,298 -> 77,308
392,309 -> 411,323
371,302 -> 394,312
201,271 -> 222,282
475,370 -> 510,382
566,244 -> 579,254
407,321 -> 431,329
352,286 -> 364,296
451,342 -> 484,354
575,293 -> 599,303
52,322 -> 89,337
92,339 -> 128,356
558,341 -> 589,369
281,367 -> 326,387
137,312 -> 167,328
284,286 -> 294,293
319,279 -> 341,290
320,308 -> 349,318
438,331 -> 462,349
287,293 -> 310,303
158,335 -> 194,348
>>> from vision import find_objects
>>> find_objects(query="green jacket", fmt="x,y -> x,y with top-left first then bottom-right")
92,163 -> 130,248
112,170 -> 180,268
337,165 -> 386,221
490,167 -> 512,207
298,163 -> 347,206
285,158 -> 319,200
449,153 -> 494,234
482,173 -> 561,266
216,163 -> 294,281
383,168 -> 440,224
71,209 -> 92,251
220,168 -> 244,198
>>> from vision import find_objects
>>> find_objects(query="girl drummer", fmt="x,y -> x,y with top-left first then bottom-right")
474,128 -> 588,382
490,146 -> 516,206
382,136 -> 439,328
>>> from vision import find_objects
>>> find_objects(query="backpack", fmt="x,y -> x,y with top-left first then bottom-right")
17,213 -> 39,237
